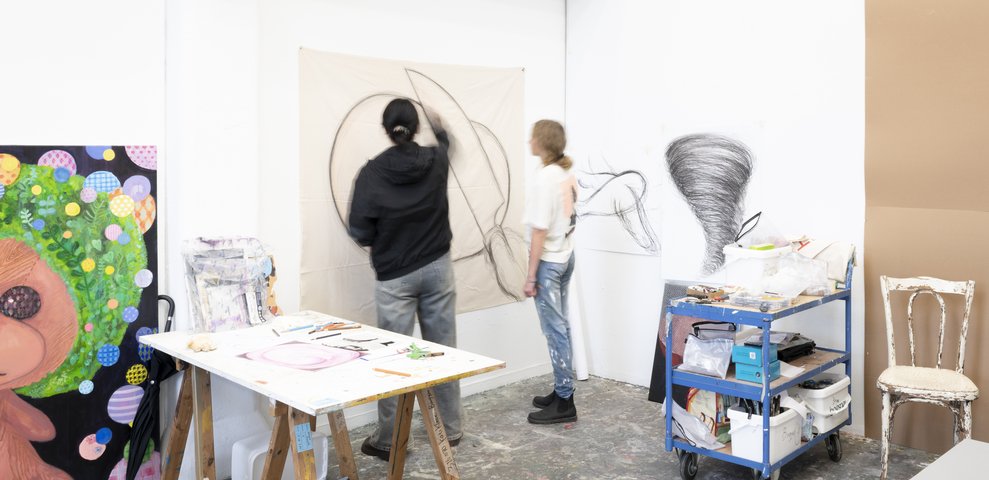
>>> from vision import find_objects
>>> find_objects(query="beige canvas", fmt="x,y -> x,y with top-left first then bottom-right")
865,0 -> 989,453
299,49 -> 526,322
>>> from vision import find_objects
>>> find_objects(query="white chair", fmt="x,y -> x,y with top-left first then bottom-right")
878,276 -> 979,480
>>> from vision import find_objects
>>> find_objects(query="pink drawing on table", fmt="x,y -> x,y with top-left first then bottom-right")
243,341 -> 361,371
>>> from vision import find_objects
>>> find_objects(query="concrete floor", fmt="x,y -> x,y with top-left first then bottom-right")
331,374 -> 938,479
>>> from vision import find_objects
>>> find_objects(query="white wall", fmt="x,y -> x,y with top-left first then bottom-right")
164,1 -> 270,477
565,0 -> 866,433
0,1 -> 164,144
256,0 -> 567,431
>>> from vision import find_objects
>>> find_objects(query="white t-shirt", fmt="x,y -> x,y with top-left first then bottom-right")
525,163 -> 577,263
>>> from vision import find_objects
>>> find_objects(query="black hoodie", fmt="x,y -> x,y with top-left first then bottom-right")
348,130 -> 452,281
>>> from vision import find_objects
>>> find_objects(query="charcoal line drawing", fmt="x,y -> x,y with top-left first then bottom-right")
329,69 -> 525,301
665,133 -> 754,275
577,156 -> 659,255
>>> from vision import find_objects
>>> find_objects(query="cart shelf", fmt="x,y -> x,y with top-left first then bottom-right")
664,264 -> 854,480
671,348 -> 849,400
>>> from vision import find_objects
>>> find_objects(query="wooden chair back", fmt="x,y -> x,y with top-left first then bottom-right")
880,276 -> 975,373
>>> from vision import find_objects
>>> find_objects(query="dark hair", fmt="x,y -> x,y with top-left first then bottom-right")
382,98 -> 419,144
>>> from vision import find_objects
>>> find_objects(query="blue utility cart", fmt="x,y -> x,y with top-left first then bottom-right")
664,264 -> 853,479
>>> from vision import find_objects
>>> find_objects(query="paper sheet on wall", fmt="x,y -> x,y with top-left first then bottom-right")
572,148 -> 663,256
299,49 -> 526,321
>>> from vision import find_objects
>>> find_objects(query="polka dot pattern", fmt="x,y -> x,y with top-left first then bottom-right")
109,195 -> 135,217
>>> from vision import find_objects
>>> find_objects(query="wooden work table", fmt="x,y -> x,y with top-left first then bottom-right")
141,311 -> 505,480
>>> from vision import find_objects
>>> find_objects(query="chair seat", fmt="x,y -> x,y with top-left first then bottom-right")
877,366 -> 979,400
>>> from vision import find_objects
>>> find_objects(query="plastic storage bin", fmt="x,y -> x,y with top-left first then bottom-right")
231,430 -> 329,480
732,344 -> 779,366
788,373 -> 851,435
722,245 -> 793,288
736,360 -> 781,383
727,405 -> 802,463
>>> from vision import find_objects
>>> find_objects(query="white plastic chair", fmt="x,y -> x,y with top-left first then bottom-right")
878,276 -> 979,480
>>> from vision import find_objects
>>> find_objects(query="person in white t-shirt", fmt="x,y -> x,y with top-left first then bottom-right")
523,119 -> 578,424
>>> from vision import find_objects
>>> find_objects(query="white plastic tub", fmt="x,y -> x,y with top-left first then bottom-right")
727,405 -> 803,463
722,245 -> 793,289
788,373 -> 851,435
231,430 -> 329,480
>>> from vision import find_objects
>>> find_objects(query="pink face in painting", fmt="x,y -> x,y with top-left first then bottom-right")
0,238 -> 77,480
0,239 -> 77,390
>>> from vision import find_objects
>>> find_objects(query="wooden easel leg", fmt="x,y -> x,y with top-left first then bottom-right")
416,388 -> 460,480
387,393 -> 416,480
262,402 -> 290,480
328,409 -> 359,480
193,367 -> 217,480
162,370 -> 194,480
288,408 -> 318,480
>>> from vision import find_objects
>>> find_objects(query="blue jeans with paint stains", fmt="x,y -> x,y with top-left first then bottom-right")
535,254 -> 576,399
366,253 -> 462,450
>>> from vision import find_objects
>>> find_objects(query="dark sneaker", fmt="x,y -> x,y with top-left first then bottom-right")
448,436 -> 461,447
527,394 -> 577,424
532,390 -> 558,409
360,437 -> 391,461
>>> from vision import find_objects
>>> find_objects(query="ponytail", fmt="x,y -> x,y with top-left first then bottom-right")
382,99 -> 419,145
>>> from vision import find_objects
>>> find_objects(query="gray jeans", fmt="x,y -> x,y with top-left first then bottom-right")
366,253 -> 462,450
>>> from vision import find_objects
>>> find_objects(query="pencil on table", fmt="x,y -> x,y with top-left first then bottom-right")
373,367 -> 412,377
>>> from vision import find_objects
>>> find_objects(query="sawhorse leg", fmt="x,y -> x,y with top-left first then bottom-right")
387,392 -> 416,480
386,388 -> 460,480
328,409 -> 359,480
161,366 -> 216,480
193,367 -> 217,479
162,369 -> 193,480
264,405 -> 357,480
289,407 -> 318,479
262,402 -> 290,479
416,388 -> 459,480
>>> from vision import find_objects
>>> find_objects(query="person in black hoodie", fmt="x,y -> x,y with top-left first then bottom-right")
348,98 -> 463,461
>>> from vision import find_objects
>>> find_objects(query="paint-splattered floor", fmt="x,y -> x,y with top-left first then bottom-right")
331,374 -> 937,479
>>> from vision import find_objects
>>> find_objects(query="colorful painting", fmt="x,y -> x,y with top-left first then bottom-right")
0,146 -> 158,479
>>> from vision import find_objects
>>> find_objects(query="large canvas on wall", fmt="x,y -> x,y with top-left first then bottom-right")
0,146 -> 158,479
299,49 -> 526,321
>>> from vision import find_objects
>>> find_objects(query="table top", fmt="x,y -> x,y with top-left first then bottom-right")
140,311 -> 506,416
911,439 -> 988,479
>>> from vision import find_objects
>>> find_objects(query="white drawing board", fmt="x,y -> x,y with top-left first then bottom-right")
139,311 -> 505,415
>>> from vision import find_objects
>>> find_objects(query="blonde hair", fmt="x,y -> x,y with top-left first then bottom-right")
532,119 -> 572,170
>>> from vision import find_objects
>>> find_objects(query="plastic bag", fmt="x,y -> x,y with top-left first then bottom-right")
734,212 -> 789,248
679,335 -> 733,379
671,401 -> 726,450
763,252 -> 830,297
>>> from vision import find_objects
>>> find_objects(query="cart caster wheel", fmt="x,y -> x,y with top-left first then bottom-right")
826,432 -> 842,462
751,469 -> 781,480
678,451 -> 698,480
